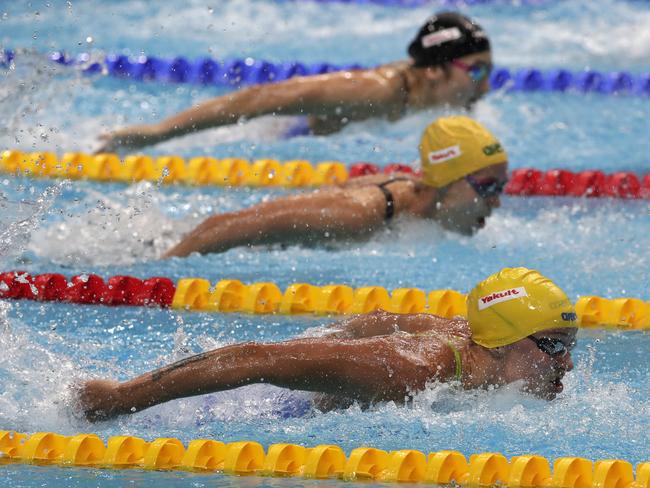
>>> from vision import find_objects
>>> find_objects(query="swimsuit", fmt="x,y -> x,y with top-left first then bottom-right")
413,331 -> 463,383
376,177 -> 412,220
446,342 -> 463,382
283,117 -> 312,139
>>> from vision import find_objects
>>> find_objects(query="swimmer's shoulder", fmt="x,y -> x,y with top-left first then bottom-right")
374,61 -> 412,81
376,60 -> 411,71
410,316 -> 471,338
278,61 -> 409,90
327,61 -> 410,93
441,318 -> 472,345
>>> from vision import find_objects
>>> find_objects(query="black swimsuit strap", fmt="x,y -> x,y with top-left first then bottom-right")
377,177 -> 412,221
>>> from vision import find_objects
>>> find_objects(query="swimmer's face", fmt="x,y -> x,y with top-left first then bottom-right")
501,327 -> 577,400
441,51 -> 493,108
433,162 -> 508,235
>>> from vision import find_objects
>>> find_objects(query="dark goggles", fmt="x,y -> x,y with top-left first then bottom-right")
452,59 -> 493,83
528,336 -> 574,358
465,175 -> 507,199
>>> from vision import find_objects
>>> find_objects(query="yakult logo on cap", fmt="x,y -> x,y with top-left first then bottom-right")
421,27 -> 463,49
478,287 -> 527,310
428,145 -> 462,165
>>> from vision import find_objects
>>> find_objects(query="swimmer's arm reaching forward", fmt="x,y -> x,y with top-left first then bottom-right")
77,334 -> 459,421
162,189 -> 384,257
96,69 -> 405,152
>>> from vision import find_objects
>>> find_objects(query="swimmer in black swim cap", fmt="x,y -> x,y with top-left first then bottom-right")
409,12 -> 491,69
96,12 -> 493,152
408,12 -> 492,107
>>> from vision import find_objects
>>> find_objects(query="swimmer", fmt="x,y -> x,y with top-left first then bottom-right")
162,115 -> 508,257
95,12 -> 493,152
76,268 -> 577,421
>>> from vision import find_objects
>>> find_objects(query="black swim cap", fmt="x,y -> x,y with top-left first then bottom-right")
408,12 -> 490,67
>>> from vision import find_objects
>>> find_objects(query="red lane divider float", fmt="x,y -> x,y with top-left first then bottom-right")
0,271 -> 174,307
504,168 -> 650,199
349,163 -> 415,177
349,164 -> 650,199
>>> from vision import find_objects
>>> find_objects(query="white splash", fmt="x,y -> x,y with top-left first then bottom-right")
27,182 -> 187,266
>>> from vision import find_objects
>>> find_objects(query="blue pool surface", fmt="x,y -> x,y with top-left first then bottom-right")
1,0 -> 649,486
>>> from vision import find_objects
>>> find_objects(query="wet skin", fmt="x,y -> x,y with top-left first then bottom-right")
422,162 -> 508,236
162,162 -> 508,258
498,327 -> 577,400
96,51 -> 493,152
75,312 -> 576,422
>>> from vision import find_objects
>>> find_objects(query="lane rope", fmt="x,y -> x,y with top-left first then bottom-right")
3,150 -> 650,199
3,48 -> 649,96
1,271 -> 648,329
0,430 -> 647,486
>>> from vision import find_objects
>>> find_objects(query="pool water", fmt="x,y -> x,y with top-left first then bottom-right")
1,0 -> 649,486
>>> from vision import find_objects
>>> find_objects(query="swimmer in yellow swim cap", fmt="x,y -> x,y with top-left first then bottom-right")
163,115 -> 508,257
76,268 -> 576,421
95,12 -> 492,152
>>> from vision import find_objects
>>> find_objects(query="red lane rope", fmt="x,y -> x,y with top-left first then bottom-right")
505,169 -> 650,198
0,271 -> 174,307
349,164 -> 650,199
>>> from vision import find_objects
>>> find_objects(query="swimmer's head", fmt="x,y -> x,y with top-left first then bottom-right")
467,267 -> 578,399
419,116 -> 508,235
408,12 -> 492,107
408,12 -> 490,68
419,115 -> 506,188
467,267 -> 578,349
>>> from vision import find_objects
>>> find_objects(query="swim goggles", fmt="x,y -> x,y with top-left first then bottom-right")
527,336 -> 574,358
451,59 -> 493,83
465,175 -> 506,199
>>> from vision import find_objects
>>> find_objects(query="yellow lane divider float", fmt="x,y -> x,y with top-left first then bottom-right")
1,431 -> 648,486
172,278 -> 650,329
1,270 -> 648,329
172,279 -> 466,316
0,150 -> 349,187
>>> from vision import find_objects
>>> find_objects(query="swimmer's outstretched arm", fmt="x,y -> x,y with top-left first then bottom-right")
96,70 -> 403,152
77,335 -> 453,421
162,191 -> 382,257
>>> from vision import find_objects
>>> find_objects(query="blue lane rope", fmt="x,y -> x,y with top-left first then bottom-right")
0,49 -> 15,66
3,49 -> 649,96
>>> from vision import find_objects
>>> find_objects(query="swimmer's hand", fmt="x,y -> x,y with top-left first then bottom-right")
75,379 -> 126,422
95,125 -> 160,154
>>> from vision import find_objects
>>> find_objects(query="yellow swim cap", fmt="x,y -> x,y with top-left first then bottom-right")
419,115 -> 508,188
467,267 -> 577,348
